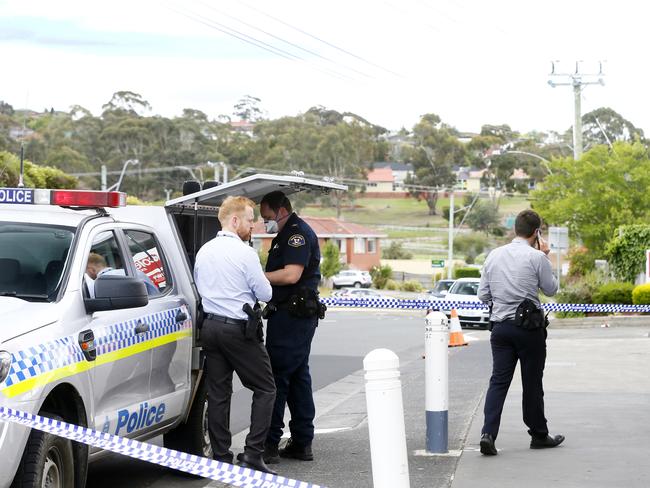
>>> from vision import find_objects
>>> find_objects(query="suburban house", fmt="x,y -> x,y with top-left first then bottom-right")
372,162 -> 414,185
252,216 -> 386,270
366,167 -> 395,193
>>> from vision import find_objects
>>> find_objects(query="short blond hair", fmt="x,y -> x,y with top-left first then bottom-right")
218,196 -> 255,225
87,252 -> 107,268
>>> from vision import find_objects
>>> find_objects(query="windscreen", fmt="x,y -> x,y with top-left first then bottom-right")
0,222 -> 75,301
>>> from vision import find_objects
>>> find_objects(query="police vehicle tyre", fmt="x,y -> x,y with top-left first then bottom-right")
353,282 -> 361,288
11,415 -> 74,488
163,378 -> 212,460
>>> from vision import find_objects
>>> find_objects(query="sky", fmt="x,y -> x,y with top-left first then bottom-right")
1,0 -> 649,136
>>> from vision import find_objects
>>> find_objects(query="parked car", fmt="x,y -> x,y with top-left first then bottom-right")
332,288 -> 393,300
332,269 -> 372,288
443,277 -> 490,329
427,279 -> 456,298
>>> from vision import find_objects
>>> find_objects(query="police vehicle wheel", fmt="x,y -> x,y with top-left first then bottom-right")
163,379 -> 212,459
353,282 -> 361,288
12,415 -> 74,488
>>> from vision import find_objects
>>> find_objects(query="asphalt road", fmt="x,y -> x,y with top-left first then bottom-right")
85,309 -> 452,488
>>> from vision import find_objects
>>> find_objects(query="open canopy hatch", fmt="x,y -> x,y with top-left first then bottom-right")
165,174 -> 347,208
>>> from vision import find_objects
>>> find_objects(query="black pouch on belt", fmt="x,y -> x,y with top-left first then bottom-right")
514,298 -> 545,330
288,287 -> 319,318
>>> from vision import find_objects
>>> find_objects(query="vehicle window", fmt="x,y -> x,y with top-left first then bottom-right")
123,230 -> 169,296
453,282 -> 479,296
85,231 -> 127,298
0,222 -> 74,301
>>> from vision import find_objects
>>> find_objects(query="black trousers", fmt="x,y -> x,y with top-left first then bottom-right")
265,309 -> 317,447
201,317 -> 276,457
482,320 -> 549,440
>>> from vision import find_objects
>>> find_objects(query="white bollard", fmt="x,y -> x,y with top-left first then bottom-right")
363,349 -> 410,488
425,311 -> 449,453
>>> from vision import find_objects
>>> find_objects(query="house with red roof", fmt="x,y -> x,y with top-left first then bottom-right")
252,216 -> 386,270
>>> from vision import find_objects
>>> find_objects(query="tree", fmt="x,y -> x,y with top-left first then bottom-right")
382,242 -> 412,259
581,107 -> 645,147
532,141 -> 650,254
405,113 -> 466,215
102,91 -> 151,116
466,200 -> 501,235
605,225 -> 650,282
0,151 -> 77,188
233,95 -> 263,122
321,242 -> 342,279
0,100 -> 14,116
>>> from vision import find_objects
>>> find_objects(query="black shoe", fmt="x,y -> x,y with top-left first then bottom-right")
213,452 -> 234,464
530,434 -> 565,449
263,444 -> 280,464
279,438 -> 314,461
480,433 -> 498,456
236,452 -> 278,475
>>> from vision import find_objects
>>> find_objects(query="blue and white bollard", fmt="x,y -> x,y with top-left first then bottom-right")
363,349 -> 410,488
425,311 -> 449,453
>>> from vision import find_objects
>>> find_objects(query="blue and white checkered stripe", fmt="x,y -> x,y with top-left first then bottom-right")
321,298 -> 650,314
0,407 -> 324,488
1,306 -> 190,391
95,307 -> 189,355
3,336 -> 85,388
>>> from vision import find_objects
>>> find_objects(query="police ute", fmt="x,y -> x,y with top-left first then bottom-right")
0,174 -> 346,488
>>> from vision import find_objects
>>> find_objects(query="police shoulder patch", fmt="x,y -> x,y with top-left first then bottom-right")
288,234 -> 306,247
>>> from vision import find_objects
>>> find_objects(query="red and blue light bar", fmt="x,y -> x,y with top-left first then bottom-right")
0,188 -> 127,208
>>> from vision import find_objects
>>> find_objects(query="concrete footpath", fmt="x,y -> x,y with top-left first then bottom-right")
207,322 -> 650,488
452,324 -> 650,488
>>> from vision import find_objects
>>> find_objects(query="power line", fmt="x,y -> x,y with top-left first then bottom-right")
163,2 -> 353,81
235,0 -> 404,78
194,0 -> 373,80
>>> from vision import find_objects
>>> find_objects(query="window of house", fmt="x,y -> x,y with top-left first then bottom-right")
123,230 -> 170,296
367,239 -> 377,254
336,239 -> 346,254
354,238 -> 366,254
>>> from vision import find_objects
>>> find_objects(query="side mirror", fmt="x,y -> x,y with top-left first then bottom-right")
85,275 -> 149,313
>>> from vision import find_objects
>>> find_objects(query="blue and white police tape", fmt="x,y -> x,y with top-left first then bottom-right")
0,407 -> 324,488
321,297 -> 650,314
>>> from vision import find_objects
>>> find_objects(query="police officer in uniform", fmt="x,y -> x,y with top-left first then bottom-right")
259,191 -> 321,464
478,209 -> 564,455
194,196 -> 277,474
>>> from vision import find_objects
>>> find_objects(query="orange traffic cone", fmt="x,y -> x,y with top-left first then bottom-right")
448,308 -> 468,347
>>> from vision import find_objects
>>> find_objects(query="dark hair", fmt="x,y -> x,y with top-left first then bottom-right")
514,210 -> 541,238
260,191 -> 292,213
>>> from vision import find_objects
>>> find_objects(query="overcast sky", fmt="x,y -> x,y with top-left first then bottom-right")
1,0 -> 648,135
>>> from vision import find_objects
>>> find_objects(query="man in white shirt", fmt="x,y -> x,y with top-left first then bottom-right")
194,196 -> 276,474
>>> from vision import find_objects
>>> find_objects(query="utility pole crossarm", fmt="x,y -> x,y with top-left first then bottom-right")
547,60 -> 605,161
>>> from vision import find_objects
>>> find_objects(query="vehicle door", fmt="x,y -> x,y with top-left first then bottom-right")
120,227 -> 192,423
83,228 -> 155,438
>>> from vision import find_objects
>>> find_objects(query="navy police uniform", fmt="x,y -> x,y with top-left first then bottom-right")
265,212 -> 321,449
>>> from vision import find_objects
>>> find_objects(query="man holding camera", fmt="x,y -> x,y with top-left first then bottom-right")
477,209 -> 564,455
259,191 -> 323,464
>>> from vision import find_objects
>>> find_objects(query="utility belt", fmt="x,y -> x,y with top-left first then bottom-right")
263,287 -> 326,320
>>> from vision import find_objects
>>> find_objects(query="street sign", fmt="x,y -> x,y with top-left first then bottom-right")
548,226 -> 569,250
431,259 -> 445,268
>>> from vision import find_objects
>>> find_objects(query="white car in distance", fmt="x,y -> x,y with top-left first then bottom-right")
331,269 -> 372,288
443,277 -> 490,329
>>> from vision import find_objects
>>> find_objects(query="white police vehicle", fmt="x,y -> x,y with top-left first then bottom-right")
0,175 -> 345,488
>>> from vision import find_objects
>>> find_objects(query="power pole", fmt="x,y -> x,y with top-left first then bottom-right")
548,61 -> 605,160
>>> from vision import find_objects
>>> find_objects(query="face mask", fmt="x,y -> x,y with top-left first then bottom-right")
264,220 -> 279,234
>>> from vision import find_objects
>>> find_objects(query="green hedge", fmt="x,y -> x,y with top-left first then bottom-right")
592,282 -> 634,304
632,283 -> 650,305
454,267 -> 481,279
